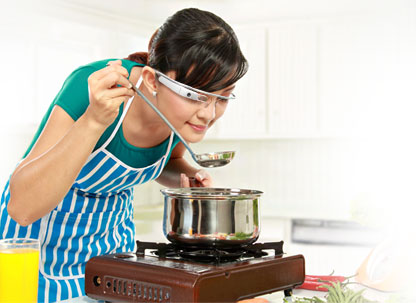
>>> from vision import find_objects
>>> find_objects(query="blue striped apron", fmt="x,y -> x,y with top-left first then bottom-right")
0,79 -> 174,302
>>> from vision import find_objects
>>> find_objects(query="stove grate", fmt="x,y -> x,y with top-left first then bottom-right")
135,240 -> 284,263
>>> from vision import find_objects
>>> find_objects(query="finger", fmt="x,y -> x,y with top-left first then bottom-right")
188,177 -> 203,187
95,71 -> 132,91
200,178 -> 212,187
106,64 -> 130,78
195,171 -> 212,187
107,95 -> 131,107
195,170 -> 209,182
90,62 -> 129,81
89,65 -> 128,82
104,87 -> 135,99
180,173 -> 190,188
106,60 -> 122,67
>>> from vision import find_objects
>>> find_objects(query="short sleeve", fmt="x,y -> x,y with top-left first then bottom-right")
54,66 -> 96,121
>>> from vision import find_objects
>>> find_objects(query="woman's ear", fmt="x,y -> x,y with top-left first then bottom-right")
141,66 -> 157,93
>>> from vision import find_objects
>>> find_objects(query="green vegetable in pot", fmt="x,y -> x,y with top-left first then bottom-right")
229,232 -> 253,240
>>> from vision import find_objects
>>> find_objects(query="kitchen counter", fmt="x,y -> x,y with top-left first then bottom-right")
60,286 -> 398,303
61,290 -> 304,303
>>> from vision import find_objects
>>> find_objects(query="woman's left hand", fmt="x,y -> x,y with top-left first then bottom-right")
180,170 -> 212,187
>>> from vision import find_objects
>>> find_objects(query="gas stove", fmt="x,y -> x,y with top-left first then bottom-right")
85,240 -> 305,302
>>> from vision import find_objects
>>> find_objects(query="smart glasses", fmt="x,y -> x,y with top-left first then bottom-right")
155,70 -> 236,102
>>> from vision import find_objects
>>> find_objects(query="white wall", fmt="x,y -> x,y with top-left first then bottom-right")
0,0 -> 150,185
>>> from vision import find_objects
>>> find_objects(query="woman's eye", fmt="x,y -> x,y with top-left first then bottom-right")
217,98 -> 228,103
184,97 -> 202,104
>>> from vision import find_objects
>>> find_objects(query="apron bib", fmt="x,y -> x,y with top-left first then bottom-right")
0,78 -> 174,302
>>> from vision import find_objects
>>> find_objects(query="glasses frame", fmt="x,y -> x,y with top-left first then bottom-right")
154,70 -> 236,103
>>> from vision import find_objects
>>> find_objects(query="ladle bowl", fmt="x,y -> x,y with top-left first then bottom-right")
195,151 -> 235,168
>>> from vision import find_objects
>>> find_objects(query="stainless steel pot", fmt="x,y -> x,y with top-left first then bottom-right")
161,188 -> 263,247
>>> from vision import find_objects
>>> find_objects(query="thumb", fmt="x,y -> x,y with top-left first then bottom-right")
195,170 -> 209,181
195,170 -> 213,187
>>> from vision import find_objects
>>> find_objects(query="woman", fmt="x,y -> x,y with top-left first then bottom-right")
0,8 -> 247,302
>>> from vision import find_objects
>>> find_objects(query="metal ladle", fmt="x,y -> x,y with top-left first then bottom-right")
129,81 -> 235,168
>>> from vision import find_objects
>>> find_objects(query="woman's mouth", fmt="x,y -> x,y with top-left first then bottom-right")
187,122 -> 208,132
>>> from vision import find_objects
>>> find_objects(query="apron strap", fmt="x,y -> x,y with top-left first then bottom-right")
100,78 -> 143,150
163,131 -> 175,159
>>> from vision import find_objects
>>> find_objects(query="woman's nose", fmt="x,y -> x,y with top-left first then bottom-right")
197,98 -> 216,121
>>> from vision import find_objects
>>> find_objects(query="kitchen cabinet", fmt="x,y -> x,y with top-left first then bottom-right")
205,8 -> 415,140
206,23 -> 320,140
268,22 -> 319,137
204,19 -> 328,140
205,21 -> 321,140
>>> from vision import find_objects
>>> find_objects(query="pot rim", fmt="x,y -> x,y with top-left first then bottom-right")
160,187 -> 263,199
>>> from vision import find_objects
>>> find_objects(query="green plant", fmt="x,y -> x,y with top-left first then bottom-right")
286,281 -> 374,303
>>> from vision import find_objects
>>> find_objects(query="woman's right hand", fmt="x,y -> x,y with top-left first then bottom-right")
85,60 -> 135,129
180,170 -> 213,187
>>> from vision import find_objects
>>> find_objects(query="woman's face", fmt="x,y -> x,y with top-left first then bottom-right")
156,71 -> 235,143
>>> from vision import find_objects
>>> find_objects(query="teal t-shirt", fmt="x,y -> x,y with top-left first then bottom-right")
23,59 -> 179,168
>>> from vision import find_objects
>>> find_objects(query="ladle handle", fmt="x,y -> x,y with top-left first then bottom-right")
129,81 -> 198,162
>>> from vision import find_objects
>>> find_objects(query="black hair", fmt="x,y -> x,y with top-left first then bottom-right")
126,8 -> 248,92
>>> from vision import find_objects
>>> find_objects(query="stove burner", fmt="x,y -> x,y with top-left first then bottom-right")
136,240 -> 284,263
178,249 -> 244,262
